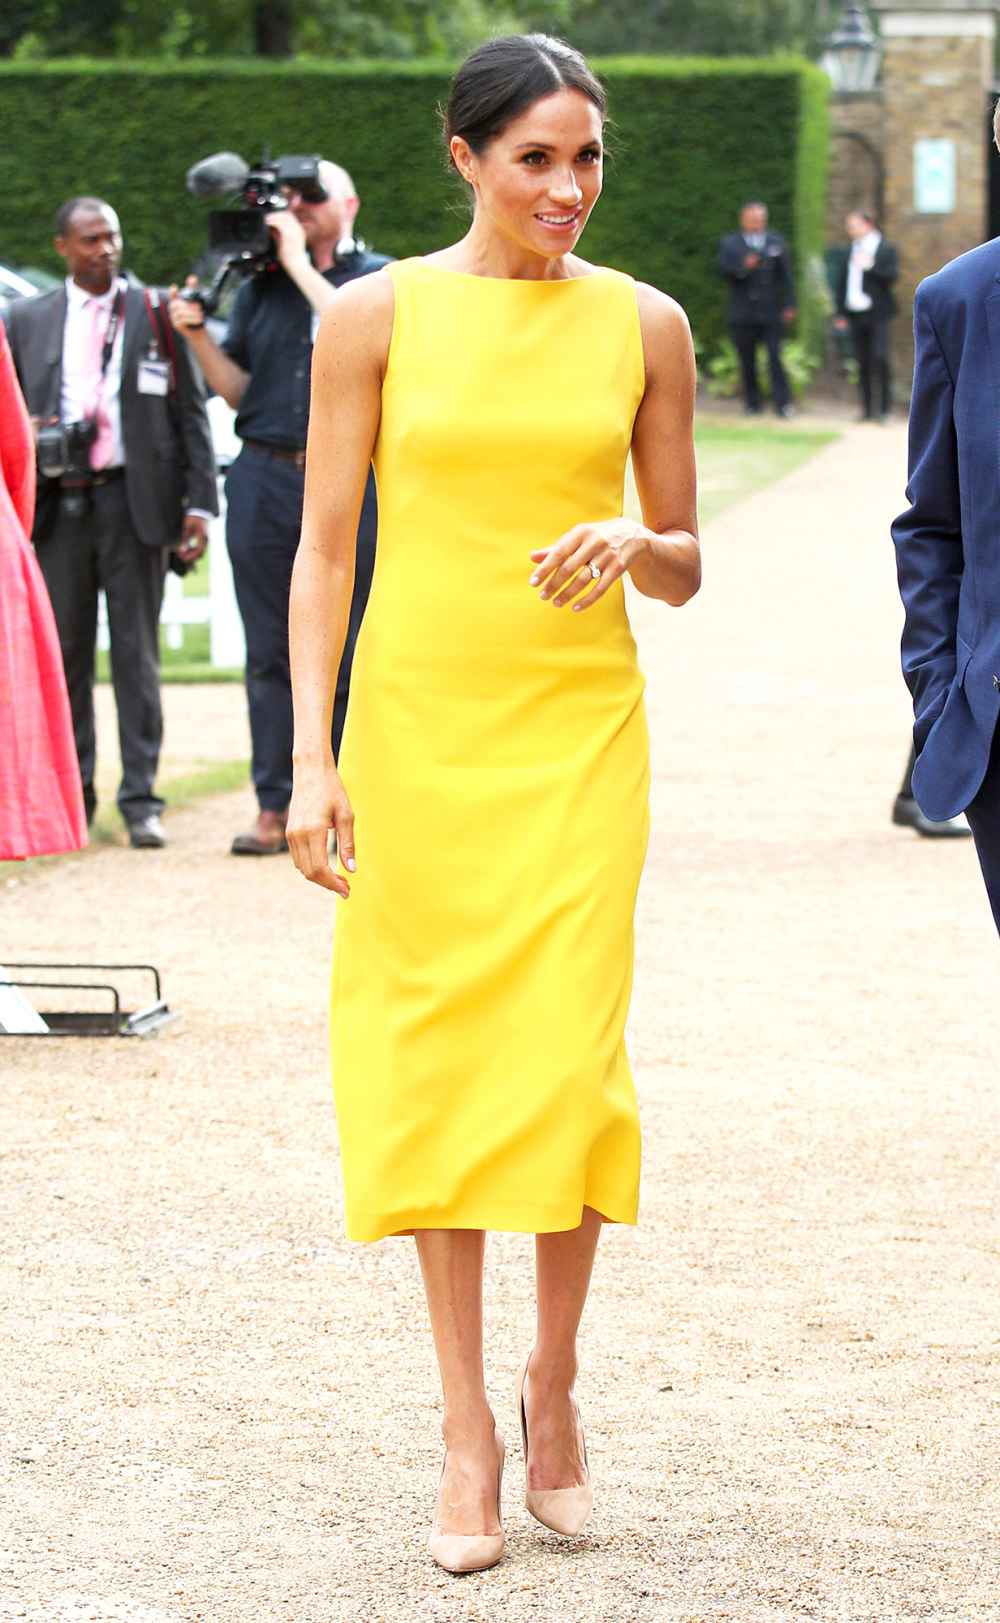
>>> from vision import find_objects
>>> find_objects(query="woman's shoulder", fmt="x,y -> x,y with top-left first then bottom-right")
315,266 -> 396,371
328,262 -> 397,312
630,283 -> 694,391
633,281 -> 692,365
634,279 -> 690,331
320,264 -> 396,331
577,262 -> 690,329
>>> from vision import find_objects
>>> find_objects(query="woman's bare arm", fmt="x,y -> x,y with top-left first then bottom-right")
627,283 -> 700,605
527,282 -> 700,611
286,269 -> 394,893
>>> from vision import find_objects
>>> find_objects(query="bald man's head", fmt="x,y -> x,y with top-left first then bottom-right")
284,158 -> 360,254
318,160 -> 357,204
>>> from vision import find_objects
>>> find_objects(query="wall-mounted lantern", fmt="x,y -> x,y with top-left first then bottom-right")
821,2 -> 881,95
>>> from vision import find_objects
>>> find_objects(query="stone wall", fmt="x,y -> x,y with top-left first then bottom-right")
827,94 -> 886,242
872,2 -> 997,389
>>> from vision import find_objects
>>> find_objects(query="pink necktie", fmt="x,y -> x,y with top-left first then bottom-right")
86,296 -> 115,470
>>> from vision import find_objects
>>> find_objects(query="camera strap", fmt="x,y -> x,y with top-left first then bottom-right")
142,288 -> 178,395
100,288 -> 125,378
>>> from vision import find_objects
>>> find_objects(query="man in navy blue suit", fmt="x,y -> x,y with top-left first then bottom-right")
892,110 -> 1000,931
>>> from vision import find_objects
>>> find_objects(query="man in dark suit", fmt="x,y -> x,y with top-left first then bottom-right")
717,200 -> 796,418
6,196 -> 218,848
833,209 -> 899,422
892,123 -> 1000,931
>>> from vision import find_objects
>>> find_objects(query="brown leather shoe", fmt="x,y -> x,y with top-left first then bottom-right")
230,809 -> 289,856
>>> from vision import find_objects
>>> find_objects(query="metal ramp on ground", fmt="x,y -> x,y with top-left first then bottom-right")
0,963 -> 176,1037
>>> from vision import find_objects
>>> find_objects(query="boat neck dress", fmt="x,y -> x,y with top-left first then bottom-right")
331,256 -> 650,1242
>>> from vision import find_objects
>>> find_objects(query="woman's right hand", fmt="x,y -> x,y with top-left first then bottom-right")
287,760 -> 356,898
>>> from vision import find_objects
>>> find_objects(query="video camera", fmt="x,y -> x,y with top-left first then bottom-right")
182,150 -> 329,314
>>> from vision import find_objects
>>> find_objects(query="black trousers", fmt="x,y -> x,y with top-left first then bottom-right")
224,445 -> 377,813
729,321 -> 790,412
34,478 -> 167,826
965,727 -> 1000,937
848,311 -> 892,418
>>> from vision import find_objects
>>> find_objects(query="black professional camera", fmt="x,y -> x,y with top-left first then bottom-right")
37,418 -> 98,517
182,150 -> 329,315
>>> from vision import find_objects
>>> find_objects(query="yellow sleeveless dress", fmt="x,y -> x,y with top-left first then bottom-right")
331,257 -> 649,1241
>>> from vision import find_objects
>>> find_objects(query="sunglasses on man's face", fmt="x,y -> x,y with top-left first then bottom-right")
283,181 -> 330,206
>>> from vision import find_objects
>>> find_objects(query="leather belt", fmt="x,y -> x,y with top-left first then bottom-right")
244,438 -> 307,470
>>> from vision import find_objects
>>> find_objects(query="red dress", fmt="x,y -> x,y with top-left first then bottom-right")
0,322 -> 87,859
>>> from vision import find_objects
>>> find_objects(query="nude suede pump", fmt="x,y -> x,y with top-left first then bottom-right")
517,1359 -> 593,1536
428,1429 -> 506,1575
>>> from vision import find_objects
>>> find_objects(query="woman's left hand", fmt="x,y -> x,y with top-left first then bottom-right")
529,519 -> 650,612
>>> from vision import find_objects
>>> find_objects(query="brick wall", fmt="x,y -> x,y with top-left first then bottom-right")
873,5 -> 996,389
827,94 -> 886,241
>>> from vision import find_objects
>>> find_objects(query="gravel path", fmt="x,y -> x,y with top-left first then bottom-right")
3,421 -> 998,1622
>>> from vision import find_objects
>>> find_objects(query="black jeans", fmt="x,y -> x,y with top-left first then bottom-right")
848,311 -> 892,418
730,321 -> 790,412
34,477 -> 167,826
224,445 -> 377,812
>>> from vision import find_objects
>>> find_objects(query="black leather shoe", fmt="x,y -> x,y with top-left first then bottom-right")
892,795 -> 971,838
128,814 -> 167,849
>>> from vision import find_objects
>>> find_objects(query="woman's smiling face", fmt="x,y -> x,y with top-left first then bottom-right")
451,87 -> 604,262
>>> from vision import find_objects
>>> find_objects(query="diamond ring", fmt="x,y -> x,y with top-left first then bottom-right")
588,561 -> 601,581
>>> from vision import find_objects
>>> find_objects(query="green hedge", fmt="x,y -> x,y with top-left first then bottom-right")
0,56 -> 828,357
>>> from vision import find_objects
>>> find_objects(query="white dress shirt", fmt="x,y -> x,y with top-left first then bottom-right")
61,276 -> 211,524
61,275 -> 126,466
846,230 -> 881,313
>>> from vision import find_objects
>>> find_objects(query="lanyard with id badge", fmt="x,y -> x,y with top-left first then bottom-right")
139,288 -> 176,398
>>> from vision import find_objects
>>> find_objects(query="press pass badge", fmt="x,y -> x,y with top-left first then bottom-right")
138,357 -> 170,396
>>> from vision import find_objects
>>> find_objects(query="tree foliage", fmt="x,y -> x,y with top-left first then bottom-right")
4,0 -> 836,60
526,1 -> 834,58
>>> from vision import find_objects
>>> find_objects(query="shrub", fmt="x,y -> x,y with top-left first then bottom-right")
0,56 -> 827,357
702,334 -> 821,400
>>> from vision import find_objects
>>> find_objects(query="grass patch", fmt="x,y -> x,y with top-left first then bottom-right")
694,420 -> 840,527
0,757 -> 248,881
88,758 -> 249,843
97,623 -> 242,685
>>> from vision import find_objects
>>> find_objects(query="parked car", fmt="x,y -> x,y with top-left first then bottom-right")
0,262 -> 61,322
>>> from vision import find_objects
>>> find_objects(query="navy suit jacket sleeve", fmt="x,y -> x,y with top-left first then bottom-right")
891,283 -> 963,750
718,235 -> 751,281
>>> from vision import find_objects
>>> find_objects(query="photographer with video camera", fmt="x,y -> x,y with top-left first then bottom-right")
169,157 -> 390,856
5,195 -> 218,849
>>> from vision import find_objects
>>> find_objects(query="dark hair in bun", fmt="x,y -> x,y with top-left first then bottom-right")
444,34 -> 606,160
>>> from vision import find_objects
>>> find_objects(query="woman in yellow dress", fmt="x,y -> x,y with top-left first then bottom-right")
287,34 -> 699,1575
